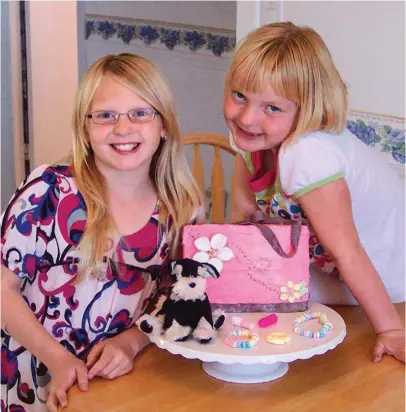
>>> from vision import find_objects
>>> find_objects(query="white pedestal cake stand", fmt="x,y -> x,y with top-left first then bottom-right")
148,302 -> 346,384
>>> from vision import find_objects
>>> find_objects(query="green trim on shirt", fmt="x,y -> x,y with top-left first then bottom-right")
293,173 -> 344,198
244,151 -> 254,174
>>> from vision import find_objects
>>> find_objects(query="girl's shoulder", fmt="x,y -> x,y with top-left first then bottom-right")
23,164 -> 75,187
278,131 -> 349,197
279,131 -> 349,163
4,164 -> 82,219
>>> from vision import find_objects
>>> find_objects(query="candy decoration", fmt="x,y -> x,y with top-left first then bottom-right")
258,313 -> 278,328
292,311 -> 333,339
266,332 -> 291,344
224,329 -> 260,349
232,316 -> 255,330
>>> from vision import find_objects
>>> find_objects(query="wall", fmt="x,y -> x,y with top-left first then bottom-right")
27,1 -> 78,168
280,1 -> 405,118
80,1 -> 236,32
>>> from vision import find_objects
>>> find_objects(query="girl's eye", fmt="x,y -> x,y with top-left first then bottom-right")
133,109 -> 149,117
96,111 -> 115,119
265,105 -> 281,113
232,91 -> 246,101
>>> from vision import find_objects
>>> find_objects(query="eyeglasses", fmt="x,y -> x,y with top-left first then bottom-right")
87,108 -> 159,125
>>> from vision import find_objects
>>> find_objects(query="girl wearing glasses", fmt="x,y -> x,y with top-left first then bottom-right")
1,53 -> 203,412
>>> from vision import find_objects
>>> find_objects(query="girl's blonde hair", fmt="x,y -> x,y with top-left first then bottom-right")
70,53 -> 203,278
225,22 -> 348,143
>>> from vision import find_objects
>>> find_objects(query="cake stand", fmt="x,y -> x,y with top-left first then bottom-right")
148,302 -> 346,384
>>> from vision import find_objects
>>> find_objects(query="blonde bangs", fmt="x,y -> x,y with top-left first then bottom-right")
227,48 -> 275,94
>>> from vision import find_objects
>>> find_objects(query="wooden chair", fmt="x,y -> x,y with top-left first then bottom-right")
182,133 -> 237,223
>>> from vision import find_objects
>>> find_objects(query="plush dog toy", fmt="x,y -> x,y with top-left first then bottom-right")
136,258 -> 225,344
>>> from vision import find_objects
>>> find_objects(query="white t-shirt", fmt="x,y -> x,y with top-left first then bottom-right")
233,129 -> 405,302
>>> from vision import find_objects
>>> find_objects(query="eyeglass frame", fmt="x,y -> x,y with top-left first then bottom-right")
86,108 -> 160,125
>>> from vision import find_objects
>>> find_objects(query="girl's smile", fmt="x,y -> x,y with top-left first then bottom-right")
110,143 -> 140,154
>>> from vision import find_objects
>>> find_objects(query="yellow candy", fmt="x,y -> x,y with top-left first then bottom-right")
266,332 -> 291,345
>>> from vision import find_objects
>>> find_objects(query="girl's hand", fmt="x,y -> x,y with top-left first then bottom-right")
46,353 -> 88,412
86,334 -> 137,380
372,329 -> 405,363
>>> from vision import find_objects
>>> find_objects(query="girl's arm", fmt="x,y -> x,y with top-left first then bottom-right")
230,154 -> 260,222
298,180 -> 404,340
1,264 -> 89,410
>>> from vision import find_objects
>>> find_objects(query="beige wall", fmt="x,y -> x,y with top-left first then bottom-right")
281,1 -> 405,118
28,1 -> 78,167
238,0 -> 405,118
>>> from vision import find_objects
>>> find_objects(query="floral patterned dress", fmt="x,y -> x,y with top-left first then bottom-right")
244,150 -> 339,278
1,165 -> 170,412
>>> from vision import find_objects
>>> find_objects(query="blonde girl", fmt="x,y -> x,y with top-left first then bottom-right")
226,23 -> 405,364
1,53 -> 203,412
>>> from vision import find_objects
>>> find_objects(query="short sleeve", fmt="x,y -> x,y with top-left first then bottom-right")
279,134 -> 346,198
1,164 -> 60,279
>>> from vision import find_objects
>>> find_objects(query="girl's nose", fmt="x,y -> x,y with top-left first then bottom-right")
113,114 -> 134,136
238,105 -> 260,128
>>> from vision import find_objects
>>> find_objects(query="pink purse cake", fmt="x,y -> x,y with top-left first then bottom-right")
182,221 -> 310,313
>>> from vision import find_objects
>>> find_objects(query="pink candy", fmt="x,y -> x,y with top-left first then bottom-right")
258,313 -> 278,328
232,316 -> 255,330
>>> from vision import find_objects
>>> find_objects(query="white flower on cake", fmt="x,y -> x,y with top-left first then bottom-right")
193,233 -> 234,273
279,280 -> 308,303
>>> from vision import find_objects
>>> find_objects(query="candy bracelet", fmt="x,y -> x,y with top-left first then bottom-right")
292,311 -> 333,339
224,329 -> 260,349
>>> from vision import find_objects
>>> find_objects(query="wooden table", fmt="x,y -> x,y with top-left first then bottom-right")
65,304 -> 405,412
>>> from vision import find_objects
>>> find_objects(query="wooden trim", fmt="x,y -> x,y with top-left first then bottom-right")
182,133 -> 237,156
348,109 -> 405,121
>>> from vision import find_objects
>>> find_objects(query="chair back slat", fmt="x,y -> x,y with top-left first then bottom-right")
211,146 -> 225,223
182,133 -> 237,223
192,144 -> 205,193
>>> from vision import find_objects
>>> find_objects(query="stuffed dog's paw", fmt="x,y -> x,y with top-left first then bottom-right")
213,309 -> 226,330
193,317 -> 216,344
164,320 -> 192,342
136,314 -> 163,336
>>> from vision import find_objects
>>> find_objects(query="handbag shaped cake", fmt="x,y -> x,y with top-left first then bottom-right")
182,219 -> 310,313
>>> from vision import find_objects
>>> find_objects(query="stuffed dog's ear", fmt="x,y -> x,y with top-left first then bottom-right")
170,261 -> 177,273
197,262 -> 220,279
169,260 -> 183,281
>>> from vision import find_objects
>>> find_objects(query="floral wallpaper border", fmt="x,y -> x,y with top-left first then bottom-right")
347,110 -> 405,164
85,15 -> 236,57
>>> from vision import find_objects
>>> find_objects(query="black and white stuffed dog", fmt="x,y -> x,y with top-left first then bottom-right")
136,259 -> 225,344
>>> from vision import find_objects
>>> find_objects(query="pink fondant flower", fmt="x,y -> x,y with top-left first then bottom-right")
193,233 -> 234,273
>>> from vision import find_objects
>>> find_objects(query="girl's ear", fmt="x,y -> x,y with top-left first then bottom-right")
198,263 -> 220,279
160,125 -> 168,141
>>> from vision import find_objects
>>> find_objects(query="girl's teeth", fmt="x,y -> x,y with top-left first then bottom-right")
112,143 -> 139,152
